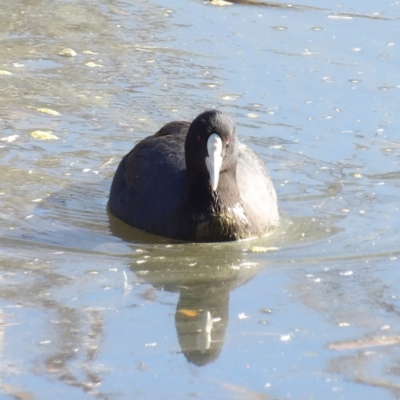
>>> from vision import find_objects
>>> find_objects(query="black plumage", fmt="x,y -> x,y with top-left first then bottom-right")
109,110 -> 278,242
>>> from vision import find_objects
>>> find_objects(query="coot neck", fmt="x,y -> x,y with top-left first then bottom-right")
184,167 -> 241,213
177,166 -> 253,242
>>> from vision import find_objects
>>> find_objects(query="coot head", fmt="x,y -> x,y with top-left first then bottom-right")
184,110 -> 238,192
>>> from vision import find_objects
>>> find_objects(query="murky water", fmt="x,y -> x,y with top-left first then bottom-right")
1,0 -> 400,398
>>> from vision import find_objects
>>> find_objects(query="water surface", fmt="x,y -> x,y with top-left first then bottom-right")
1,0 -> 400,398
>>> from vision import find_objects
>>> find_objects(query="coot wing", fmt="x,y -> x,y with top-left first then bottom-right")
109,123 -> 189,237
236,143 -> 279,234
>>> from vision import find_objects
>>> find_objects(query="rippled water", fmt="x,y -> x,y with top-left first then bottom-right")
1,0 -> 400,398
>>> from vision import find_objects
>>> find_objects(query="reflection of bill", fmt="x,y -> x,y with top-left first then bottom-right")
175,281 -> 230,366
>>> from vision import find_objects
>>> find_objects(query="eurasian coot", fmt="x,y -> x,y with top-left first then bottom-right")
109,110 -> 278,242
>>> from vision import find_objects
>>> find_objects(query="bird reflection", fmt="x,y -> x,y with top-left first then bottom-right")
108,213 -> 264,366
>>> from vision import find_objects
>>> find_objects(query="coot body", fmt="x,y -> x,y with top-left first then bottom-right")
109,110 -> 278,242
